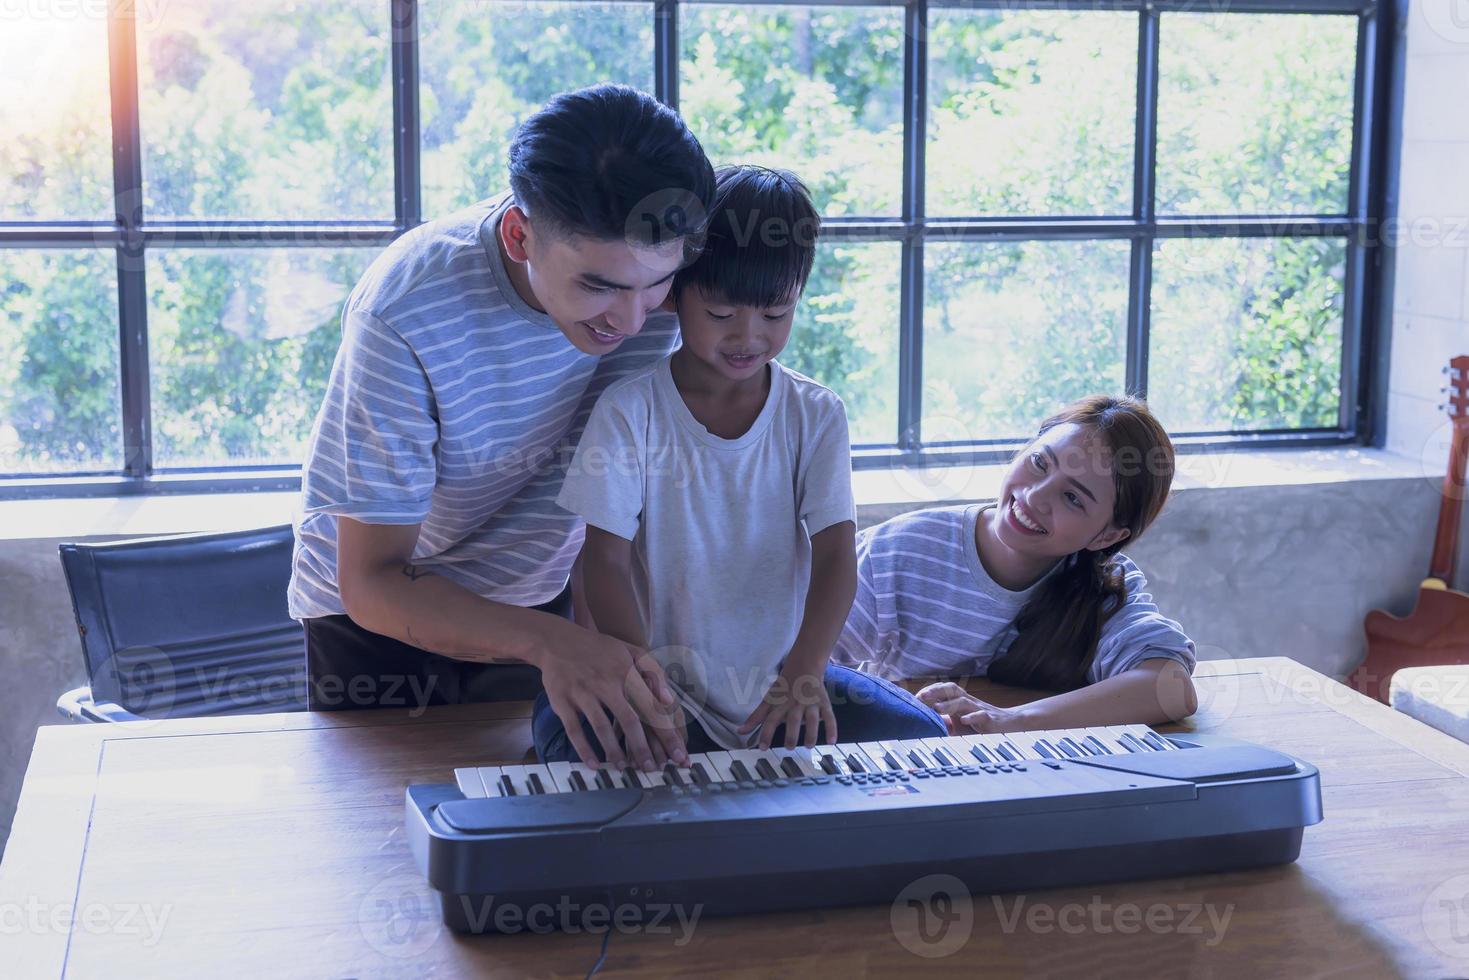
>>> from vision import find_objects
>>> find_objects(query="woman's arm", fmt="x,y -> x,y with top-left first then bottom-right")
920,657 -> 1198,733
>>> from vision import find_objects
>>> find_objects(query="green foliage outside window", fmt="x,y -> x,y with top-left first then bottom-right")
0,5 -> 1357,475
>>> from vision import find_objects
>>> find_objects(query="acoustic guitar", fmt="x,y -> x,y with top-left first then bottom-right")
1349,355 -> 1469,703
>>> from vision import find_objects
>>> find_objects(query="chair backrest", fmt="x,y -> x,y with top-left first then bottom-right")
59,524 -> 306,718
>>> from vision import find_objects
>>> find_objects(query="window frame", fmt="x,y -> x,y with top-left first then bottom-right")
0,0 -> 1399,498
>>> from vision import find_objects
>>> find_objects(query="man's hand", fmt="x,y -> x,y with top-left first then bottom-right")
738,667 -> 837,750
917,681 -> 1028,734
611,699 -> 689,769
539,632 -> 689,770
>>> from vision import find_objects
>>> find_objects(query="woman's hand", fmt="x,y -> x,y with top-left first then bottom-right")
917,681 -> 1029,734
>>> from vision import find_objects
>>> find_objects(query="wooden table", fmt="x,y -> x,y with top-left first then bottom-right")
5,656 -> 1469,978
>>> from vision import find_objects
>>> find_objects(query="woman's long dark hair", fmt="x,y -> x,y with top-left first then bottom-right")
985,395 -> 1174,692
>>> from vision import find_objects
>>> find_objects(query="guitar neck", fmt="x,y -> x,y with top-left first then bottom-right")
1430,420 -> 1469,585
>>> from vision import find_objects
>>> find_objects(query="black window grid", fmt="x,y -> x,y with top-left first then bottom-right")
0,0 -> 1400,498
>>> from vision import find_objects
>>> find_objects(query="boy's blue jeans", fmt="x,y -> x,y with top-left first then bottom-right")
532,662 -> 946,764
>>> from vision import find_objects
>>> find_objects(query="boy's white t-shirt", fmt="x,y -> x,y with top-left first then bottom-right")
556,356 -> 855,749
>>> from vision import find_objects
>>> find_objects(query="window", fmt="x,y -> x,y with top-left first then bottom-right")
0,0 -> 1393,496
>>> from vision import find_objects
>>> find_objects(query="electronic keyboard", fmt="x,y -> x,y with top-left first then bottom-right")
405,724 -> 1322,934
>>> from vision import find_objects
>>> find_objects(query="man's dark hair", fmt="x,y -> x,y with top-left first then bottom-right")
674,165 -> 821,307
507,84 -> 715,247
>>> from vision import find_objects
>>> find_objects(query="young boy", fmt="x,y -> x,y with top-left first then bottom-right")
538,166 -> 944,764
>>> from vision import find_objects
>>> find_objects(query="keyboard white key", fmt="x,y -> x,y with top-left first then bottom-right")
964,734 -> 1016,764
490,765 -> 526,797
661,761 -> 699,788
963,732 -> 1035,762
770,747 -> 823,778
1076,728 -> 1121,755
545,761 -> 615,793
1015,730 -> 1064,760
900,741 -> 941,769
728,749 -> 790,782
834,743 -> 879,774
631,766 -> 667,789
476,766 -> 513,797
608,766 -> 643,789
521,764 -> 556,795
698,751 -> 737,783
1117,724 -> 1175,751
940,735 -> 990,765
863,740 -> 925,772
812,744 -> 852,775
456,727 -> 1180,799
852,743 -> 893,775
455,767 -> 489,798
1049,732 -> 1094,760
921,736 -> 986,768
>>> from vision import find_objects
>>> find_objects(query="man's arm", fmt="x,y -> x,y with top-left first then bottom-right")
335,517 -> 680,770
337,518 -> 563,664
576,525 -> 687,767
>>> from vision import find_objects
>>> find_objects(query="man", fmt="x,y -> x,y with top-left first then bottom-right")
288,84 -> 714,772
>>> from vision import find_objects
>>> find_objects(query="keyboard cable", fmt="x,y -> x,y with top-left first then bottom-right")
585,926 -> 613,978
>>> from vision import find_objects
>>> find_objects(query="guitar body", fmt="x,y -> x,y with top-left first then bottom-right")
1351,354 -> 1469,704
1351,585 -> 1469,702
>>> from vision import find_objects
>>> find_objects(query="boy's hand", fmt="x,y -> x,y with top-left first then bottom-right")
738,666 -> 837,750
917,681 -> 1027,734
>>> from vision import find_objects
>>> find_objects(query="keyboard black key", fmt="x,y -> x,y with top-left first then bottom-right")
756,759 -> 781,781
995,742 -> 1020,762
1054,740 -> 1082,759
933,747 -> 960,767
1119,733 -> 1149,753
819,755 -> 842,775
1032,740 -> 1059,760
1084,735 -> 1113,756
664,765 -> 684,787
1143,732 -> 1171,752
690,762 -> 712,785
780,757 -> 804,778
730,760 -> 754,782
623,768 -> 642,787
569,771 -> 588,792
595,770 -> 615,790
527,772 -> 547,795
498,774 -> 517,797
845,753 -> 867,773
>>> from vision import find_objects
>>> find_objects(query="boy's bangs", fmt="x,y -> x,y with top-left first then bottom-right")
677,166 -> 819,308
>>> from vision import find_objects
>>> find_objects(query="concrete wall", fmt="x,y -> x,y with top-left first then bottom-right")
1388,0 -> 1469,466
1,467 -> 1457,862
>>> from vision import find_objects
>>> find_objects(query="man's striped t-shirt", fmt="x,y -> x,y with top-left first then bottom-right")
288,195 -> 680,620
833,504 -> 1196,682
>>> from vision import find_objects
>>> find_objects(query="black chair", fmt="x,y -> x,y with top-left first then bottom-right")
55,524 -> 307,722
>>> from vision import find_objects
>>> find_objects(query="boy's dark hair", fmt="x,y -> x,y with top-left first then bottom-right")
674,165 -> 821,307
507,84 -> 715,247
